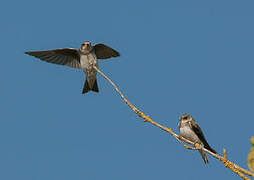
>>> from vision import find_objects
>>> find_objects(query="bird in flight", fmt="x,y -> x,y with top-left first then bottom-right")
178,113 -> 216,164
25,41 -> 120,94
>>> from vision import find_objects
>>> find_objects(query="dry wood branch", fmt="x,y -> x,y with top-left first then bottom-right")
94,66 -> 254,180
248,137 -> 254,172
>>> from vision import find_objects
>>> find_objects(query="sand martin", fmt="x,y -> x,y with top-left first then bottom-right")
178,113 -> 216,164
25,41 -> 120,94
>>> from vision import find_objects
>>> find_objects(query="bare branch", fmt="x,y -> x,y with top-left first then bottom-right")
94,66 -> 254,179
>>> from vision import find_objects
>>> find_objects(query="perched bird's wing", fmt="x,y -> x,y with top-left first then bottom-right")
93,44 -> 120,59
25,48 -> 81,69
190,120 -> 217,154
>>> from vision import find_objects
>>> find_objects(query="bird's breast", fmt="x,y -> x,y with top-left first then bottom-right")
80,53 -> 97,70
180,126 -> 200,143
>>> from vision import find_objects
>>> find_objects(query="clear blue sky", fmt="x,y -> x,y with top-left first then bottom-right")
1,0 -> 253,179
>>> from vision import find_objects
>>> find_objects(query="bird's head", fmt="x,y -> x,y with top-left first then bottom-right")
80,41 -> 92,53
179,113 -> 192,122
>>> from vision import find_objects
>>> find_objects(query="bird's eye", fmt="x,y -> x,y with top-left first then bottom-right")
183,116 -> 188,120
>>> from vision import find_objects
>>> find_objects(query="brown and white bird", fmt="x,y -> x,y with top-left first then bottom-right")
178,113 -> 216,164
25,41 -> 120,94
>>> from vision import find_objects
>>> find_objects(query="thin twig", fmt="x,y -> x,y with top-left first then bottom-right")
94,66 -> 254,179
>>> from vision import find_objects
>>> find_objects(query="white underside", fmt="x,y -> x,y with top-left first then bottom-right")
80,52 -> 97,70
80,52 -> 98,87
180,126 -> 200,143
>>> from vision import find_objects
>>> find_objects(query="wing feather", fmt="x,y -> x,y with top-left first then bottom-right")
94,43 -> 120,59
25,48 -> 81,69
191,120 -> 217,154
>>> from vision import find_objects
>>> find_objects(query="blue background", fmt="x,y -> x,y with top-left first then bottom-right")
1,0 -> 254,179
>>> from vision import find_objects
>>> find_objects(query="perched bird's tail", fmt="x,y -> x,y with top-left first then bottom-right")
199,150 -> 209,164
82,78 -> 99,94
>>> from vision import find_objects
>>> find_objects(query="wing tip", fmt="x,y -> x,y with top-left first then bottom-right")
24,51 -> 35,56
114,51 -> 120,57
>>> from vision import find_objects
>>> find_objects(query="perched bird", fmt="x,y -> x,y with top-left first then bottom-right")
25,41 -> 120,94
178,113 -> 216,164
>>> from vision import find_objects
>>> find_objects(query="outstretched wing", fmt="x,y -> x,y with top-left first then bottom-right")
93,43 -> 120,59
191,120 -> 217,154
25,48 -> 81,69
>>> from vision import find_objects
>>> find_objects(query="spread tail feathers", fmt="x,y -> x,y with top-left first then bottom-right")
82,78 -> 99,94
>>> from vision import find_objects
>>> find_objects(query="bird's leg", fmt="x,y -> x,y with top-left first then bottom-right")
193,141 -> 202,150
